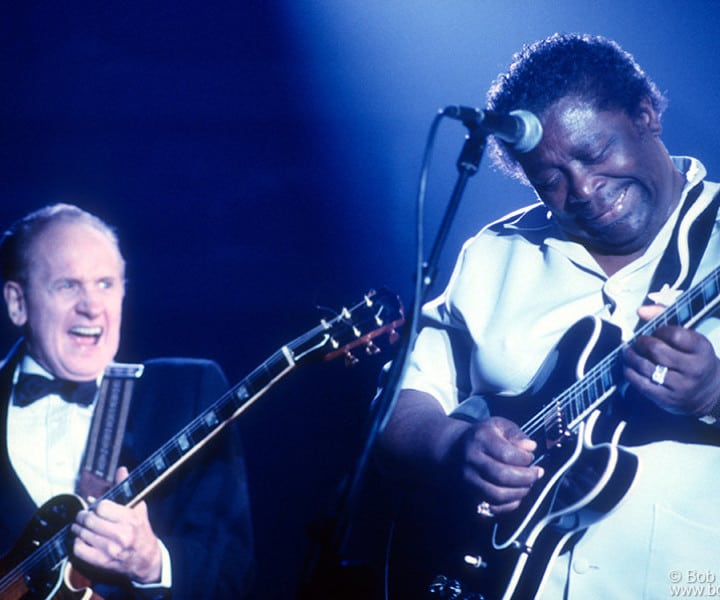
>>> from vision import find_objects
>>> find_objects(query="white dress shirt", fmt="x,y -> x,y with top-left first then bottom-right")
7,355 -> 96,507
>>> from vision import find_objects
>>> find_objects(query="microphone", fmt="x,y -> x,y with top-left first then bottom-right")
442,106 -> 543,153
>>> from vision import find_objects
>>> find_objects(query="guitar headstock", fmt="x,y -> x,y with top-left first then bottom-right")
290,288 -> 405,366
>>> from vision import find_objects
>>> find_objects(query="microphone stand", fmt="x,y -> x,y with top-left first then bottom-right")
422,122 -> 488,289
299,120 -> 489,598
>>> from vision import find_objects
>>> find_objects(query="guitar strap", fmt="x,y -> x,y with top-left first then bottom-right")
641,181 -> 720,308
76,363 -> 144,501
622,180 -> 720,445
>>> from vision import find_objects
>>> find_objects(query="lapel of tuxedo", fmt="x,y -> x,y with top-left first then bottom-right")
0,340 -> 40,552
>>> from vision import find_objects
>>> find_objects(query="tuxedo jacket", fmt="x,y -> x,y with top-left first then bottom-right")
0,342 -> 255,599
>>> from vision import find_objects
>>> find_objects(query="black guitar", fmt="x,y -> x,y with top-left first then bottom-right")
0,289 -> 404,600
388,266 -> 720,600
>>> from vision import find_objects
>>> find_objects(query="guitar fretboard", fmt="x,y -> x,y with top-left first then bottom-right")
105,347 -> 295,507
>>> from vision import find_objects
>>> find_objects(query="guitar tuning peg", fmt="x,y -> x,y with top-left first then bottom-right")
464,554 -> 488,569
365,341 -> 380,355
344,351 -> 359,367
428,574 -> 463,599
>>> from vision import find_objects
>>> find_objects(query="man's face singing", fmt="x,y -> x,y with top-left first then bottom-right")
6,221 -> 125,381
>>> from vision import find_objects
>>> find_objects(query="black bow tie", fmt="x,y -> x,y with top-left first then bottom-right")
13,373 -> 98,408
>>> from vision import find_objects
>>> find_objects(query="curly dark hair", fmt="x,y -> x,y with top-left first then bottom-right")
486,33 -> 668,181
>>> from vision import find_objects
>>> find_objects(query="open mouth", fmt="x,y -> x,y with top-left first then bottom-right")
69,325 -> 102,345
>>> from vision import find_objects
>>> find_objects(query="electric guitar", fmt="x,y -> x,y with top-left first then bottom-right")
388,266 -> 720,600
0,288 -> 404,600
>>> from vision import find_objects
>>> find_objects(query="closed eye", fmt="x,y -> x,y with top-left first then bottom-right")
579,137 -> 614,165
532,174 -> 562,193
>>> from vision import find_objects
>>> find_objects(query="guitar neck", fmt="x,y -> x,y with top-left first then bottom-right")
639,265 -> 720,334
103,345 -> 297,508
98,290 -> 405,508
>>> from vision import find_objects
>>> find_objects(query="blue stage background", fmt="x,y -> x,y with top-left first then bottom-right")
2,2 -> 719,597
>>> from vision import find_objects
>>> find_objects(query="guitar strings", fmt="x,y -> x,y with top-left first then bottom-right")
0,522 -> 72,593
518,268 -> 720,444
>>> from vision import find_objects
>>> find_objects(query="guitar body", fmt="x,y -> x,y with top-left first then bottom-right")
0,494 -> 93,600
387,317 -> 641,600
494,414 -> 639,600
